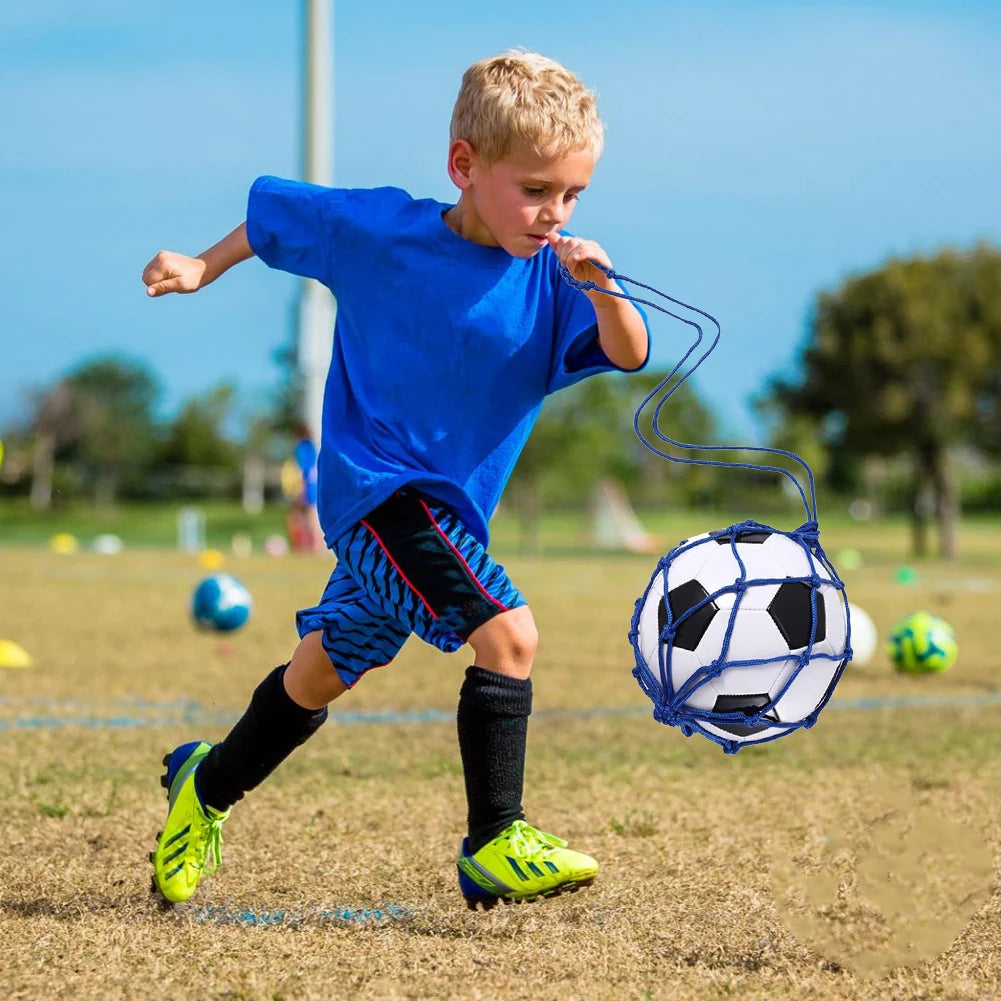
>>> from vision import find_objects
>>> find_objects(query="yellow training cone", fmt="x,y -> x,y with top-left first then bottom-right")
199,548 -> 225,570
49,533 -> 79,555
0,640 -> 33,668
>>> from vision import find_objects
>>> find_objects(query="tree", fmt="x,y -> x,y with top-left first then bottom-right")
268,324 -> 308,437
507,374 -> 623,553
158,384 -> 239,468
151,383 -> 244,499
966,244 -> 1001,456
629,371 -> 742,510
762,244 -> 1001,558
28,380 -> 78,510
506,370 -> 721,552
58,356 -> 161,506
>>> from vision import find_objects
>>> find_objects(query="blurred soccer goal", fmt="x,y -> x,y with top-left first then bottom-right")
590,479 -> 656,553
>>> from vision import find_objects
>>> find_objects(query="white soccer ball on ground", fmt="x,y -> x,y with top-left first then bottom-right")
846,603 -> 877,666
630,523 -> 850,752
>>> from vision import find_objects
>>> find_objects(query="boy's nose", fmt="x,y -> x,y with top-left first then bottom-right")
539,199 -> 567,226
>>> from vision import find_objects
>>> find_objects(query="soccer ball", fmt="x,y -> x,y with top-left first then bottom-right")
887,611 -> 957,674
191,574 -> 252,632
847,603 -> 878,666
629,521 -> 850,753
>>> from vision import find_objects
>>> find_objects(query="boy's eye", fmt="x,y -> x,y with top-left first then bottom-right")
522,187 -> 581,202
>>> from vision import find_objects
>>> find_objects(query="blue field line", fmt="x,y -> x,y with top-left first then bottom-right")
189,904 -> 411,927
2,691 -> 1001,732
828,692 -> 1001,712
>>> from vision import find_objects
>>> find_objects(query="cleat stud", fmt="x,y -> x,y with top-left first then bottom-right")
149,877 -> 174,911
160,774 -> 168,788
148,851 -> 155,863
465,894 -> 501,912
162,753 -> 171,768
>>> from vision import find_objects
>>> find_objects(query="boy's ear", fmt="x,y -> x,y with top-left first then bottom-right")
447,139 -> 477,190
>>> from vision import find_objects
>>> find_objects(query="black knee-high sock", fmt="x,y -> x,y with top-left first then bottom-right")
195,664 -> 328,812
457,665 -> 532,853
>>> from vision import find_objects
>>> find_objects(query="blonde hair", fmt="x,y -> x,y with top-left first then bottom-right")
450,50 -> 604,163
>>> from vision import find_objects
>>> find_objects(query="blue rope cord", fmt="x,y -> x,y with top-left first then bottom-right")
558,261 -> 852,752
557,259 -> 818,528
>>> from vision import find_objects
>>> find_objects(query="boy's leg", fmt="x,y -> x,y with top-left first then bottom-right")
458,606 -> 537,852
331,489 -> 598,906
333,491 -> 537,853
455,608 -> 598,908
151,632 -> 338,905
194,631 -> 342,812
152,565 -> 409,905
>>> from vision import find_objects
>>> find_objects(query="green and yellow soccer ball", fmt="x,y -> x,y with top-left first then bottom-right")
887,611 -> 958,674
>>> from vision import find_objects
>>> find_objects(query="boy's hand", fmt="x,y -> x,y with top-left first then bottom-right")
548,230 -> 648,370
546,232 -> 616,294
142,251 -> 208,297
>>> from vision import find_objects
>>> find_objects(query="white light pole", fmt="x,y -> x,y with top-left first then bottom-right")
299,0 -> 335,443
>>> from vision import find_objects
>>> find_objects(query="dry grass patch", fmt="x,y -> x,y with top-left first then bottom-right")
1,532 -> 1000,999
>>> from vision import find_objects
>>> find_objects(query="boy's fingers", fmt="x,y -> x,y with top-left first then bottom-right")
547,234 -> 612,277
145,277 -> 181,297
142,252 -> 195,293
141,251 -> 173,284
551,237 -> 579,266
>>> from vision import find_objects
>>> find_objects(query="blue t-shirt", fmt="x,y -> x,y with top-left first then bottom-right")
246,176 -> 649,545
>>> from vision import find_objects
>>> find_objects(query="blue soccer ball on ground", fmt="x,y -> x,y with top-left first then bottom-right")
191,574 -> 252,632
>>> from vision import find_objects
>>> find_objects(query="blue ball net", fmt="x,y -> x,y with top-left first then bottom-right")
630,520 -> 849,753
556,260 -> 853,752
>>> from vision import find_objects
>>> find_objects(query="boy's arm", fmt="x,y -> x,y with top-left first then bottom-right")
143,223 -> 255,297
547,233 -> 648,371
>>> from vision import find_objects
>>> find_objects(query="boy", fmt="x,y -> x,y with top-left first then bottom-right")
143,50 -> 648,910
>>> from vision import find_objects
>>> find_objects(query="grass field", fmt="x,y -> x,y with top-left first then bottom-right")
1,510 -> 1000,1000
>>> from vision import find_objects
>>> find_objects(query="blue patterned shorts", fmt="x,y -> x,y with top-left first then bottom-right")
296,489 -> 525,687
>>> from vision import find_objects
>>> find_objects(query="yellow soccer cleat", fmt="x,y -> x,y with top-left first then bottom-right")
456,819 -> 598,910
150,741 -> 230,905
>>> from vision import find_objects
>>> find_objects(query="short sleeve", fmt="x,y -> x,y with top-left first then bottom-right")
246,179 -> 415,295
547,262 -> 650,395
246,176 -> 345,287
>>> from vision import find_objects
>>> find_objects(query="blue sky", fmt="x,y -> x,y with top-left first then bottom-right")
1,1 -> 999,438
